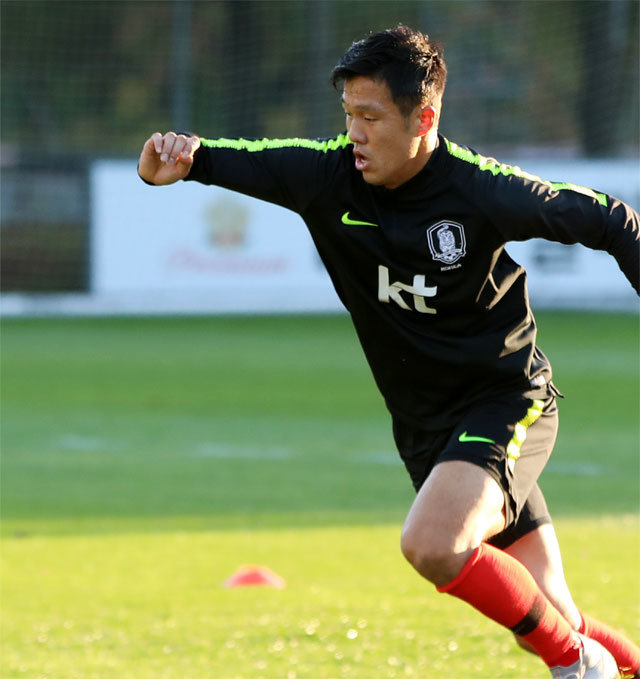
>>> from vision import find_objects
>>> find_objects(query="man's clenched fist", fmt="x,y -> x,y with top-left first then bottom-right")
138,132 -> 201,185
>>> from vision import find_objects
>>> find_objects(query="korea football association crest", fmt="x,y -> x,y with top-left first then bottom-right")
427,220 -> 467,265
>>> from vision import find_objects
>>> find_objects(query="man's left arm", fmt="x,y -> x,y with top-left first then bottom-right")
490,175 -> 639,293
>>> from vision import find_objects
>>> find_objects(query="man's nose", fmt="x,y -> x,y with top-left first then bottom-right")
348,119 -> 366,144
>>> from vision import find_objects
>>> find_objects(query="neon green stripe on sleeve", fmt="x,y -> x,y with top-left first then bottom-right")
200,133 -> 352,154
444,139 -> 608,207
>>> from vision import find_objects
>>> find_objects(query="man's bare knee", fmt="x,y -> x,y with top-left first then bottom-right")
400,523 -> 475,586
401,527 -> 447,581
401,461 -> 506,586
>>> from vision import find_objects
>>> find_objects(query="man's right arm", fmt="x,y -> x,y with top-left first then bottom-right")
138,130 -> 352,214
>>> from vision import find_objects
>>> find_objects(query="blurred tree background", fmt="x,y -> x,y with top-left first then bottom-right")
1,0 -> 638,291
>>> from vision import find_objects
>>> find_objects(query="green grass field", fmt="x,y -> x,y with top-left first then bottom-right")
1,312 -> 638,679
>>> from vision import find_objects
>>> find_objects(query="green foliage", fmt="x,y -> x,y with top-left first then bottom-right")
1,1 -> 638,155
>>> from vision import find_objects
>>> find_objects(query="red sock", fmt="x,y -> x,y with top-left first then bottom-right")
580,612 -> 640,676
437,543 -> 580,668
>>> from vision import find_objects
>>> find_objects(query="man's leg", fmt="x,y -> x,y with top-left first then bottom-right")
507,523 -> 640,677
400,459 -> 583,669
396,394 -> 619,675
580,616 -> 640,679
506,522 -> 582,651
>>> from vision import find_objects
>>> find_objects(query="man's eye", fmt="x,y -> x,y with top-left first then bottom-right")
364,117 -> 376,122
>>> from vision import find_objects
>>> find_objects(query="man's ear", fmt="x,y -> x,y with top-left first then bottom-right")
417,107 -> 436,137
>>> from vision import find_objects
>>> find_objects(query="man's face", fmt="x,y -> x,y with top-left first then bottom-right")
342,76 -> 427,189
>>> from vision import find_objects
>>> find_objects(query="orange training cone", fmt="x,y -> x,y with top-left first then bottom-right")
223,565 -> 286,589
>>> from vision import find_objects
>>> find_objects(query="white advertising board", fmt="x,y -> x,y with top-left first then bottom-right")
90,160 -> 342,314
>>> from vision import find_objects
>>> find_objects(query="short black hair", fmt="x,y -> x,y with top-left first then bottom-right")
331,25 -> 447,117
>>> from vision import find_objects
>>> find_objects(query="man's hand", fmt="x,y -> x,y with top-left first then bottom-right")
138,132 -> 201,185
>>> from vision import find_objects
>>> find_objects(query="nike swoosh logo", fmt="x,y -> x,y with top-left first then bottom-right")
341,211 -> 378,227
458,432 -> 496,444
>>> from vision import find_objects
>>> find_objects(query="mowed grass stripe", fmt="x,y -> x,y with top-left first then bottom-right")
1,313 -> 637,533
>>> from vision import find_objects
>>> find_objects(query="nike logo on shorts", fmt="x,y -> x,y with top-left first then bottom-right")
458,432 -> 496,444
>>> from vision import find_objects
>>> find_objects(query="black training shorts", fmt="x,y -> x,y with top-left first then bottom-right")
393,391 -> 558,549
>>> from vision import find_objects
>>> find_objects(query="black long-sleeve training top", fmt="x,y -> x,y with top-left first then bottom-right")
180,133 -> 639,431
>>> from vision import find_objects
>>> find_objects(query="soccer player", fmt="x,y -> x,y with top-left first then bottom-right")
138,25 -> 639,679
